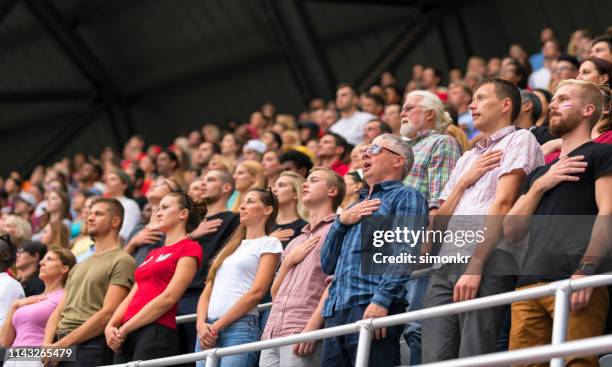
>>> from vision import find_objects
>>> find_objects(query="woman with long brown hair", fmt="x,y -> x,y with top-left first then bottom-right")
196,188 -> 282,367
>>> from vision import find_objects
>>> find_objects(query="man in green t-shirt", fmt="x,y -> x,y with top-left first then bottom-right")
44,197 -> 136,366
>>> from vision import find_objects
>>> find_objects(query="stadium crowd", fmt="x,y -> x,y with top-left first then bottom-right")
0,26 -> 611,367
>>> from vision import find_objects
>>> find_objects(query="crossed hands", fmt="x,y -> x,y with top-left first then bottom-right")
198,323 -> 219,349
105,325 -> 126,353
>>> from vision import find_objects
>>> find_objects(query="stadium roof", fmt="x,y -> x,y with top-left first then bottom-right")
0,0 -> 610,175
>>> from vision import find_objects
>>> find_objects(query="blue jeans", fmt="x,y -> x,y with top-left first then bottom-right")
402,276 -> 429,365
195,314 -> 260,367
321,303 -> 405,367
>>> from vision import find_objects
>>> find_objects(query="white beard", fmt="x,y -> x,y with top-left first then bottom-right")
401,114 -> 427,138
400,123 -> 417,138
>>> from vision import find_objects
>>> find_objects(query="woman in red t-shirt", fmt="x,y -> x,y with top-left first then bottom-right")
104,191 -> 205,363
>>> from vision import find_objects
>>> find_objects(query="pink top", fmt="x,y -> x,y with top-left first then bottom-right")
12,289 -> 64,346
544,130 -> 612,164
262,214 -> 336,340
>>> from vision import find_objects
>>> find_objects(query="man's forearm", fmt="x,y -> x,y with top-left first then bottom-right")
57,310 -> 113,346
578,214 -> 612,270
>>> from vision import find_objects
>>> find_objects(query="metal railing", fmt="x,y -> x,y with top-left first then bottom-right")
106,274 -> 612,367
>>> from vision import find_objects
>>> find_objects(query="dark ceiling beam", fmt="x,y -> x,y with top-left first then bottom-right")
354,1 -> 461,91
0,0 -> 18,24
128,2 -> 411,103
258,0 -> 316,104
305,0 -> 425,6
17,104 -> 101,174
0,90 -> 97,103
455,10 -> 474,58
127,48 -> 283,102
437,23 -> 454,70
293,0 -> 337,98
22,0 -> 134,149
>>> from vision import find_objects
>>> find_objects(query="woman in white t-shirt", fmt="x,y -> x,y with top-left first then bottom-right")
196,188 -> 282,367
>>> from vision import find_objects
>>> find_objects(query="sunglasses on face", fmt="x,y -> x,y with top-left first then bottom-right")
363,144 -> 401,156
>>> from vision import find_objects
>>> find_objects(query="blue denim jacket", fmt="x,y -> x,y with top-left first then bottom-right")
321,180 -> 429,317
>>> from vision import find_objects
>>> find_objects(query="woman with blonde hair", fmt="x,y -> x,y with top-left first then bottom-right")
196,188 -> 282,367
229,161 -> 264,213
0,215 -> 32,245
270,171 -> 308,248
1,247 -> 76,367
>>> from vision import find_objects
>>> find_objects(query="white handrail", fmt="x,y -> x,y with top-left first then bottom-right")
104,274 -> 612,367
175,269 -> 432,325
175,303 -> 272,324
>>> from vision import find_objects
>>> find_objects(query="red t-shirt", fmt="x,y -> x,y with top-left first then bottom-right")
122,238 -> 202,329
331,160 -> 349,177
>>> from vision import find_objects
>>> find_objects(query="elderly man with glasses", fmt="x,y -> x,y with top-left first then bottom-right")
320,133 -> 429,367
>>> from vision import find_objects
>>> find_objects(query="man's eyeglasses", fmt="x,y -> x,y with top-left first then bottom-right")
363,144 -> 401,156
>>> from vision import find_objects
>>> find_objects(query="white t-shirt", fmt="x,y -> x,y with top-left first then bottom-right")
208,236 -> 282,319
329,111 -> 376,146
117,196 -> 141,243
528,67 -> 551,90
0,272 -> 25,325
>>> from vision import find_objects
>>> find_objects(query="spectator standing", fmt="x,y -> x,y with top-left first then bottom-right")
279,150 -> 314,179
15,242 -> 46,296
105,192 -> 204,363
262,150 -> 282,188
448,83 -> 479,140
338,171 -> 364,214
590,35 -> 612,63
43,198 -> 136,367
1,247 -> 76,367
260,167 -> 346,367
363,119 -> 392,144
270,172 -> 308,248
104,170 -> 141,243
399,90 -> 461,365
0,235 -> 24,326
382,104 -> 402,136
317,133 -> 350,177
529,39 -> 561,89
505,79 -> 612,367
230,161 -> 264,213
196,188 -> 282,367
177,170 -> 240,356
330,84 -> 375,146
320,134 -> 429,366
421,79 -> 544,362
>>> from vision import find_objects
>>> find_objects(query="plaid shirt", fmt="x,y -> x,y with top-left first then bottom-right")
403,130 -> 461,209
320,181 -> 429,317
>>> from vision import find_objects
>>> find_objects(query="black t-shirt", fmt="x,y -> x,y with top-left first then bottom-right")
272,218 -> 308,249
22,274 -> 45,297
190,211 -> 240,291
530,124 -> 557,145
517,142 -> 612,287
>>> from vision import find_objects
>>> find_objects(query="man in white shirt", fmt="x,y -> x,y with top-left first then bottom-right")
0,235 -> 24,325
330,83 -> 375,146
528,39 -> 560,90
